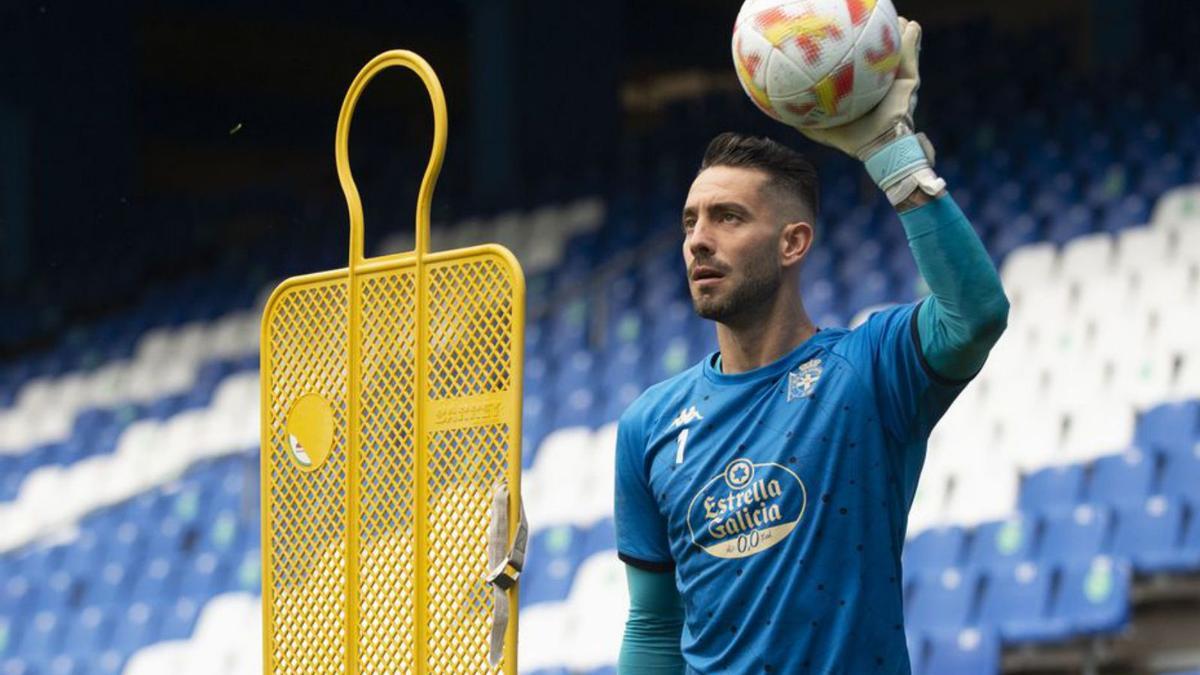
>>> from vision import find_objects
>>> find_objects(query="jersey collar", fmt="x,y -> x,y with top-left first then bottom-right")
703,327 -> 825,386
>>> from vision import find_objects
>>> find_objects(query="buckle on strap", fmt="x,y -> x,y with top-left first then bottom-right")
486,485 -> 528,590
486,559 -> 523,591
486,481 -> 529,666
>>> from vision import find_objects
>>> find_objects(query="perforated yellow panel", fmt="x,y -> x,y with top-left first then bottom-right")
357,270 -> 417,673
263,280 -> 350,673
260,51 -> 524,674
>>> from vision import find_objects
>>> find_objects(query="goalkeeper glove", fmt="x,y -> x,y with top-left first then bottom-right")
798,17 -> 946,206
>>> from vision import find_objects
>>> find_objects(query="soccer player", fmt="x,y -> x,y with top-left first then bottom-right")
614,19 -> 1009,673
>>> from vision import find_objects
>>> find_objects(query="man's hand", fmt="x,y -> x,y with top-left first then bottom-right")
797,17 -> 945,206
799,17 -> 922,158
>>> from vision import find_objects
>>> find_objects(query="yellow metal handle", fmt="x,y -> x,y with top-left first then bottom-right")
335,49 -> 447,265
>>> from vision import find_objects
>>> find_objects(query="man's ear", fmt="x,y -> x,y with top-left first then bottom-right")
780,220 -> 814,268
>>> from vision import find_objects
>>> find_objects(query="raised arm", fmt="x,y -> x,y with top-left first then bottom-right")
897,191 -> 1008,381
800,18 -> 1009,380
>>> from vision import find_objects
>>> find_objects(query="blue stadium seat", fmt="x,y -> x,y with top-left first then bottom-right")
108,602 -> 157,656
199,509 -> 242,554
986,214 -> 1039,261
1136,401 -> 1200,456
976,563 -> 1069,643
3,575 -> 35,616
1185,505 -> 1200,563
581,518 -> 616,557
181,552 -> 225,600
1086,449 -> 1156,508
84,563 -> 129,607
1111,496 -> 1200,573
845,270 -> 894,310
604,309 -> 644,349
1099,193 -> 1149,233
129,555 -> 178,603
923,629 -> 1000,675
40,571 -> 75,612
963,516 -> 1038,573
905,568 -> 978,636
649,335 -> 693,382
1044,204 -> 1094,245
602,381 -> 641,425
522,525 -> 580,606
553,387 -> 602,428
1038,504 -> 1113,566
0,612 -> 17,660
59,606 -> 106,665
158,596 -> 202,642
904,527 -> 966,574
1160,450 -> 1200,502
905,631 -> 925,675
1054,556 -> 1131,636
0,657 -> 33,675
553,350 -> 595,398
1019,465 -> 1086,514
20,610 -> 61,659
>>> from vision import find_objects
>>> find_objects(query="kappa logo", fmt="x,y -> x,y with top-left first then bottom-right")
786,358 -> 824,402
669,405 -> 704,430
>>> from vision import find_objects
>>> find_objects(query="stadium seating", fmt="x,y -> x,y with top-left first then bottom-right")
2,15 -> 1200,674
920,628 -> 1001,675
975,562 -> 1069,643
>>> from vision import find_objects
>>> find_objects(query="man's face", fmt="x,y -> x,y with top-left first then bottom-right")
682,166 -> 787,325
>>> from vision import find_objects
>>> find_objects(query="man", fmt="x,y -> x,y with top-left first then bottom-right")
614,18 -> 1009,673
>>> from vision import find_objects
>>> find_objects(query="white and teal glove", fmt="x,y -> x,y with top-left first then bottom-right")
799,17 -> 946,206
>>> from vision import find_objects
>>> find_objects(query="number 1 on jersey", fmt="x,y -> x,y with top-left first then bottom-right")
675,428 -> 690,464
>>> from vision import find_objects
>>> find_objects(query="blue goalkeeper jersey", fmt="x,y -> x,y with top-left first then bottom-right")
614,298 -> 973,674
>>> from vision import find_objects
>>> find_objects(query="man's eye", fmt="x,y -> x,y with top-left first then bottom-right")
721,212 -> 740,222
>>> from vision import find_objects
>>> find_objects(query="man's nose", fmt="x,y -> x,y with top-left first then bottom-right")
688,218 -> 716,259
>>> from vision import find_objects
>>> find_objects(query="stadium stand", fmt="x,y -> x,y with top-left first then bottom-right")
2,13 -> 1200,675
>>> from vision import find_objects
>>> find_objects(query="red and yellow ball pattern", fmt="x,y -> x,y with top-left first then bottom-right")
732,0 -> 901,129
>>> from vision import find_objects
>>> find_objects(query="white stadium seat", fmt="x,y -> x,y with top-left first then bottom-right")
1058,232 -> 1115,283
1108,349 -> 1176,411
562,552 -> 628,670
1114,225 -> 1173,275
525,426 -> 596,533
1000,241 -> 1058,292
1086,306 -> 1153,362
1011,283 -> 1073,331
1152,294 -> 1200,356
1175,224 -> 1200,264
1172,349 -> 1200,401
0,309 -> 260,455
944,457 -> 1019,526
995,399 -> 1064,470
1150,184 -> 1200,228
1060,397 -> 1136,464
1134,260 -> 1197,309
517,602 -> 570,671
123,641 -> 190,675
1074,274 -> 1136,321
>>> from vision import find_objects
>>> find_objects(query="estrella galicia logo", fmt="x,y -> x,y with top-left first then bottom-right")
686,458 -> 807,559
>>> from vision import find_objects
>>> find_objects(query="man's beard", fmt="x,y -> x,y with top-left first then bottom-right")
690,250 -> 782,325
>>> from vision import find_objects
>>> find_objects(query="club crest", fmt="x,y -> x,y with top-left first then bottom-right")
787,358 -> 823,402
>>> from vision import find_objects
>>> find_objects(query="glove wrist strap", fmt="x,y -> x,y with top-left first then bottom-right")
860,124 -> 945,205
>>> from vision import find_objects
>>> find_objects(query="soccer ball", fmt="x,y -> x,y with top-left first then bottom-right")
732,0 -> 902,129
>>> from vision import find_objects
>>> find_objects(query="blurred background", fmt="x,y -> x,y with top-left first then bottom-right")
1,0 -> 1199,673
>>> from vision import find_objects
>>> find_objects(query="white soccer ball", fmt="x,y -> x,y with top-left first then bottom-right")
732,0 -> 902,129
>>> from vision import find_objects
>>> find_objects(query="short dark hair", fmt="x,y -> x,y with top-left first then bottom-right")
699,132 -> 820,225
